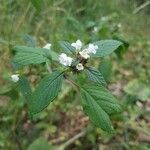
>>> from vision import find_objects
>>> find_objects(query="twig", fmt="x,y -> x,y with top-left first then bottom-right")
133,1 -> 150,14
61,130 -> 86,149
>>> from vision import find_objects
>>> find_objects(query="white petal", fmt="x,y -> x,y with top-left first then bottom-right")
71,43 -> 76,47
66,57 -> 73,66
95,45 -> 98,49
11,74 -> 19,82
58,53 -> 73,66
71,39 -> 82,50
79,49 -> 90,59
93,27 -> 98,32
76,39 -> 82,46
76,63 -> 84,71
43,43 -> 51,49
87,44 -> 98,54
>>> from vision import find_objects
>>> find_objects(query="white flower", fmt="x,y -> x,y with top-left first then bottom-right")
71,39 -> 82,50
101,16 -> 107,21
87,44 -> 98,54
76,63 -> 84,71
43,43 -> 51,49
93,27 -> 98,33
79,49 -> 90,59
11,74 -> 19,82
117,23 -> 122,28
59,53 -> 73,66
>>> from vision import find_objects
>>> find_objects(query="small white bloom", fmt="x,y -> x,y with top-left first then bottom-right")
79,49 -> 90,59
101,16 -> 107,21
117,23 -> 122,28
93,27 -> 98,33
59,53 -> 73,66
71,39 -> 82,50
11,74 -> 19,82
43,43 -> 51,49
87,44 -> 98,54
76,63 -> 84,71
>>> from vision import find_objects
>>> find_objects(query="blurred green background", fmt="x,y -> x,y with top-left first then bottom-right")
0,0 -> 150,149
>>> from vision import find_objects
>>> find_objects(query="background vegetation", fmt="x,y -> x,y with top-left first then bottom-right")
0,0 -> 150,149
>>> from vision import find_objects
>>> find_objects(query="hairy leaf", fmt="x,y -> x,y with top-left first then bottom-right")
85,67 -> 107,86
13,46 -> 58,67
92,40 -> 123,57
99,58 -> 112,82
81,84 -> 122,132
59,41 -> 75,54
13,46 -> 53,66
30,71 -> 64,115
18,76 -> 32,102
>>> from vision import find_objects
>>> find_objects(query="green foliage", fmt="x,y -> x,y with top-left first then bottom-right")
1,0 -> 150,148
81,84 -> 122,132
124,79 -> 150,101
18,76 -> 32,102
59,41 -> 76,55
27,138 -> 53,150
13,46 -> 51,66
99,58 -> 112,82
85,67 -> 107,86
93,40 -> 123,57
30,0 -> 43,11
11,38 -> 123,132
29,71 -> 64,115
23,34 -> 37,47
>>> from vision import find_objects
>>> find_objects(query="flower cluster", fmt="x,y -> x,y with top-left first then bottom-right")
59,40 -> 98,71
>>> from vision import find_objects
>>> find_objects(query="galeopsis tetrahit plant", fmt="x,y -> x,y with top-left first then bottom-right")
11,39 -> 123,133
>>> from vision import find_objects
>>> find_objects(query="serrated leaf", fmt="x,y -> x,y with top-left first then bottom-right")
85,67 -> 107,86
59,41 -> 76,55
13,46 -> 50,66
81,84 -> 122,132
92,40 -> 123,57
30,71 -> 64,115
99,58 -> 112,82
18,76 -> 32,102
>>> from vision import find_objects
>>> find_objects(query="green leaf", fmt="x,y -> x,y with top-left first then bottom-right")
18,76 -> 32,102
85,67 -> 107,86
99,58 -> 112,82
30,0 -> 43,11
13,46 -> 51,66
27,138 -> 53,150
23,34 -> 37,47
81,84 -> 122,132
30,71 -> 64,115
124,79 -> 150,101
59,41 -> 75,55
92,40 -> 123,57
113,35 -> 129,59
